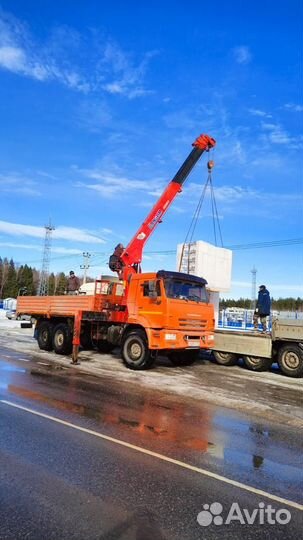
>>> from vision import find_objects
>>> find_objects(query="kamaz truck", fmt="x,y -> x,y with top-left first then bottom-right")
17,134 -> 216,369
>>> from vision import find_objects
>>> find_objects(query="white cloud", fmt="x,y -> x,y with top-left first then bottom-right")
261,122 -> 292,144
0,220 -> 104,244
54,226 -> 105,244
283,103 -> 303,112
76,100 -> 113,132
0,13 -> 89,91
0,45 -> 27,71
103,82 -> 124,94
214,185 -> 259,202
0,10 -> 155,97
76,169 -> 164,199
99,42 -> 157,98
248,108 -> 272,118
0,173 -> 41,196
0,242 -> 83,254
233,46 -> 252,64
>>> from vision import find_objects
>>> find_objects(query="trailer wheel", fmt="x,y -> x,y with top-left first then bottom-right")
122,330 -> 155,370
243,355 -> 272,372
96,340 -> 116,353
53,323 -> 73,355
37,321 -> 53,351
213,351 -> 238,366
169,350 -> 199,366
278,344 -> 303,378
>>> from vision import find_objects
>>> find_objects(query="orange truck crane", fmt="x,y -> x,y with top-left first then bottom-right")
17,134 -> 216,369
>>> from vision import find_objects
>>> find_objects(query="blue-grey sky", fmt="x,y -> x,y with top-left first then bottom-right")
0,1 -> 302,298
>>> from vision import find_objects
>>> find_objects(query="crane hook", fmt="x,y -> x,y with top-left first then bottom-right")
207,160 -> 215,172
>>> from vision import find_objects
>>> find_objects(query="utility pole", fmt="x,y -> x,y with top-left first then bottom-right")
80,252 -> 91,285
251,266 -> 257,310
38,220 -> 55,296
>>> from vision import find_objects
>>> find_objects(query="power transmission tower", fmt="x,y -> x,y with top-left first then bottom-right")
251,266 -> 257,310
37,220 -> 55,296
80,252 -> 91,285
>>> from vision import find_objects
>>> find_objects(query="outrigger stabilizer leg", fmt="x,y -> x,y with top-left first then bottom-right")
71,311 -> 82,365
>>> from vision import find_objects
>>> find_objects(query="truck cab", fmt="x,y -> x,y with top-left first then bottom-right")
125,270 -> 214,350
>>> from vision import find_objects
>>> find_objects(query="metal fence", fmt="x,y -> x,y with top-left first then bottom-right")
218,309 -> 303,330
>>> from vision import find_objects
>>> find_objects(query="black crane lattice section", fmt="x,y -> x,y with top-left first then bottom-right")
37,221 -> 55,296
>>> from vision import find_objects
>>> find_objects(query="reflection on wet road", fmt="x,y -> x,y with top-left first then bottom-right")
1,348 -> 302,507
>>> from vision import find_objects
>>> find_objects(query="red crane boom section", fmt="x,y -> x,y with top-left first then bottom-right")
120,134 -> 216,280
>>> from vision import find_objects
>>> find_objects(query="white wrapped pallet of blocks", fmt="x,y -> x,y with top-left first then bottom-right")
177,241 -> 232,326
177,241 -> 232,292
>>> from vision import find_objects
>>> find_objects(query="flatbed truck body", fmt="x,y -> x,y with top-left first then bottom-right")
212,318 -> 303,377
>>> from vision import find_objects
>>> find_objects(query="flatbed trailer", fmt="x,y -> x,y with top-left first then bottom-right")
212,318 -> 303,377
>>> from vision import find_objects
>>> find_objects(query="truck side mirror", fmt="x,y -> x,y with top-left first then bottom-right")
148,280 -> 158,299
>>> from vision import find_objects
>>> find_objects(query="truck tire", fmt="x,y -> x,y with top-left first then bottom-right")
243,355 -> 272,372
53,323 -> 73,355
213,351 -> 238,366
169,350 -> 199,366
37,321 -> 53,351
96,340 -> 116,353
278,344 -> 303,378
122,330 -> 155,370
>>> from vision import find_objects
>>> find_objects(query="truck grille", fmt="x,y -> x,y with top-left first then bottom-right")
178,318 -> 207,330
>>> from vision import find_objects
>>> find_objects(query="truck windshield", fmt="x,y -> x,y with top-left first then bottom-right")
164,279 -> 208,303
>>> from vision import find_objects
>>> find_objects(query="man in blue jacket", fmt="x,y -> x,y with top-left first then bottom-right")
253,285 -> 271,331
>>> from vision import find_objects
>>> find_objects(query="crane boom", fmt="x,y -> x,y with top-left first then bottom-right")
120,134 -> 215,277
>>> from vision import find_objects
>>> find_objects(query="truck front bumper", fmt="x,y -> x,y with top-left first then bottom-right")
147,328 -> 215,350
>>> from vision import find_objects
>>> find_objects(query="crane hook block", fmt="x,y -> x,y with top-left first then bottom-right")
192,134 -> 216,151
207,160 -> 215,171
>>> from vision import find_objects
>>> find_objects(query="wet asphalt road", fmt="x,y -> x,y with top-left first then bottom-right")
0,346 -> 302,539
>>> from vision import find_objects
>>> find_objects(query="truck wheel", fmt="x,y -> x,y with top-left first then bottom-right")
169,350 -> 199,366
96,340 -> 116,353
213,351 -> 238,366
278,344 -> 303,378
53,323 -> 73,355
37,321 -> 53,351
243,355 -> 272,372
122,330 -> 155,370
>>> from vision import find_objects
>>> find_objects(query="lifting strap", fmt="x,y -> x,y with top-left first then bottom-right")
179,157 -> 223,272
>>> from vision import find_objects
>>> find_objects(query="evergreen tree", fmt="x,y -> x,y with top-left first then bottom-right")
55,272 -> 66,295
18,264 -> 35,295
32,268 -> 40,294
0,257 -> 3,298
48,273 -> 56,295
0,257 -> 9,298
3,259 -> 18,298
17,265 -> 25,294
219,296 -> 303,312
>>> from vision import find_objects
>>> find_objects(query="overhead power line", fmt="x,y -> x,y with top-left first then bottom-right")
146,237 -> 303,255
6,237 -> 303,267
